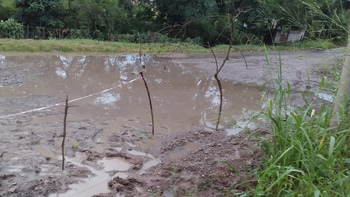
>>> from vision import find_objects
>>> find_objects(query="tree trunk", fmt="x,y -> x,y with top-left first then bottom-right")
331,30 -> 350,126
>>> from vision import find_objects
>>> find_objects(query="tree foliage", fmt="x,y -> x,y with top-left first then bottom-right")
14,0 -> 62,27
0,0 -> 348,44
0,0 -> 17,21
0,18 -> 24,38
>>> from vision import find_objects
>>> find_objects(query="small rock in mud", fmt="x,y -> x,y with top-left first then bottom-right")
106,152 -> 130,159
108,177 -> 143,192
0,174 -> 15,180
8,186 -> 16,193
132,164 -> 142,170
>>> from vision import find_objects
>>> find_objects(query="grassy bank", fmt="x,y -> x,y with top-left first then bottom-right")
232,48 -> 350,196
0,38 -> 337,53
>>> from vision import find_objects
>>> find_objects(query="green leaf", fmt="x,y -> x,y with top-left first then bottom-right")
319,77 -> 327,92
316,154 -> 327,161
287,82 -> 291,99
302,93 -> 309,106
314,190 -> 320,197
267,168 -> 304,191
263,44 -> 269,65
328,136 -> 335,158
344,158 -> 350,163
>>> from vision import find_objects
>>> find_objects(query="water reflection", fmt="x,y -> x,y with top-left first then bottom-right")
55,67 -> 67,78
0,55 -> 5,63
316,92 -> 333,102
0,54 -> 263,133
94,93 -> 121,106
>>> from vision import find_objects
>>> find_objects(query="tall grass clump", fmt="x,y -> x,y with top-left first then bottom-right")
251,47 -> 350,196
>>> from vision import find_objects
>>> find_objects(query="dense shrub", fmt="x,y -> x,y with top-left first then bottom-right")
0,18 -> 24,39
65,29 -> 92,39
115,32 -> 167,43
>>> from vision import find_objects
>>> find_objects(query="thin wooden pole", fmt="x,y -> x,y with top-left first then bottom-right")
139,72 -> 155,135
61,94 -> 68,170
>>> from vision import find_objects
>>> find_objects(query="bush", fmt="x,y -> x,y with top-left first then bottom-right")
0,18 -> 24,39
115,32 -> 168,43
66,29 -> 91,39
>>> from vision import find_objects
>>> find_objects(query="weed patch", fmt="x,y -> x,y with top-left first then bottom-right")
244,47 -> 350,196
0,39 -> 338,53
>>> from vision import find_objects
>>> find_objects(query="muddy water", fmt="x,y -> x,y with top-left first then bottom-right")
48,157 -> 128,197
0,54 -> 262,135
0,53 -> 264,196
48,149 -> 159,197
97,157 -> 131,171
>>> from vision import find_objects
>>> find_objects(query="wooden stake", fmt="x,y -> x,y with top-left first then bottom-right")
139,72 -> 155,135
62,94 -> 68,170
208,14 -> 238,131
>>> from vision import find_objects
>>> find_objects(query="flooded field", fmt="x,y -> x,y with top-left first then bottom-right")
0,50 -> 340,196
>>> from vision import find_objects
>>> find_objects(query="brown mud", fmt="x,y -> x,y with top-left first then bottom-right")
0,49 -> 342,197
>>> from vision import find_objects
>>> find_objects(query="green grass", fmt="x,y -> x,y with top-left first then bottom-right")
233,46 -> 350,196
0,39 -> 337,53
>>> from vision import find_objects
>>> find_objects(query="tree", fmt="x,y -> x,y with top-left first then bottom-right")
101,0 -> 127,38
74,0 -> 126,38
130,3 -> 158,33
61,0 -> 80,28
0,0 -> 18,21
14,0 -> 63,27
152,0 -> 212,24
148,0 -> 222,42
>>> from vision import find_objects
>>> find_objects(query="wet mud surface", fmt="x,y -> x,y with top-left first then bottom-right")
0,50 -> 342,196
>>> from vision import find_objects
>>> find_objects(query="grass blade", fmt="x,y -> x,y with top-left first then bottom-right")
314,190 -> 320,197
344,158 -> 350,163
328,136 -> 335,159
267,168 -> 304,191
319,77 -> 327,92
221,162 -> 243,179
287,82 -> 291,99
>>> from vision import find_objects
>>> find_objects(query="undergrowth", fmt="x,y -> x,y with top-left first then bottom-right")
234,47 -> 350,196
0,38 -> 337,53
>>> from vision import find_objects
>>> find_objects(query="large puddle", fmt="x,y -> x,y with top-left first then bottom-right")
0,54 -> 262,134
0,53 -> 264,196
